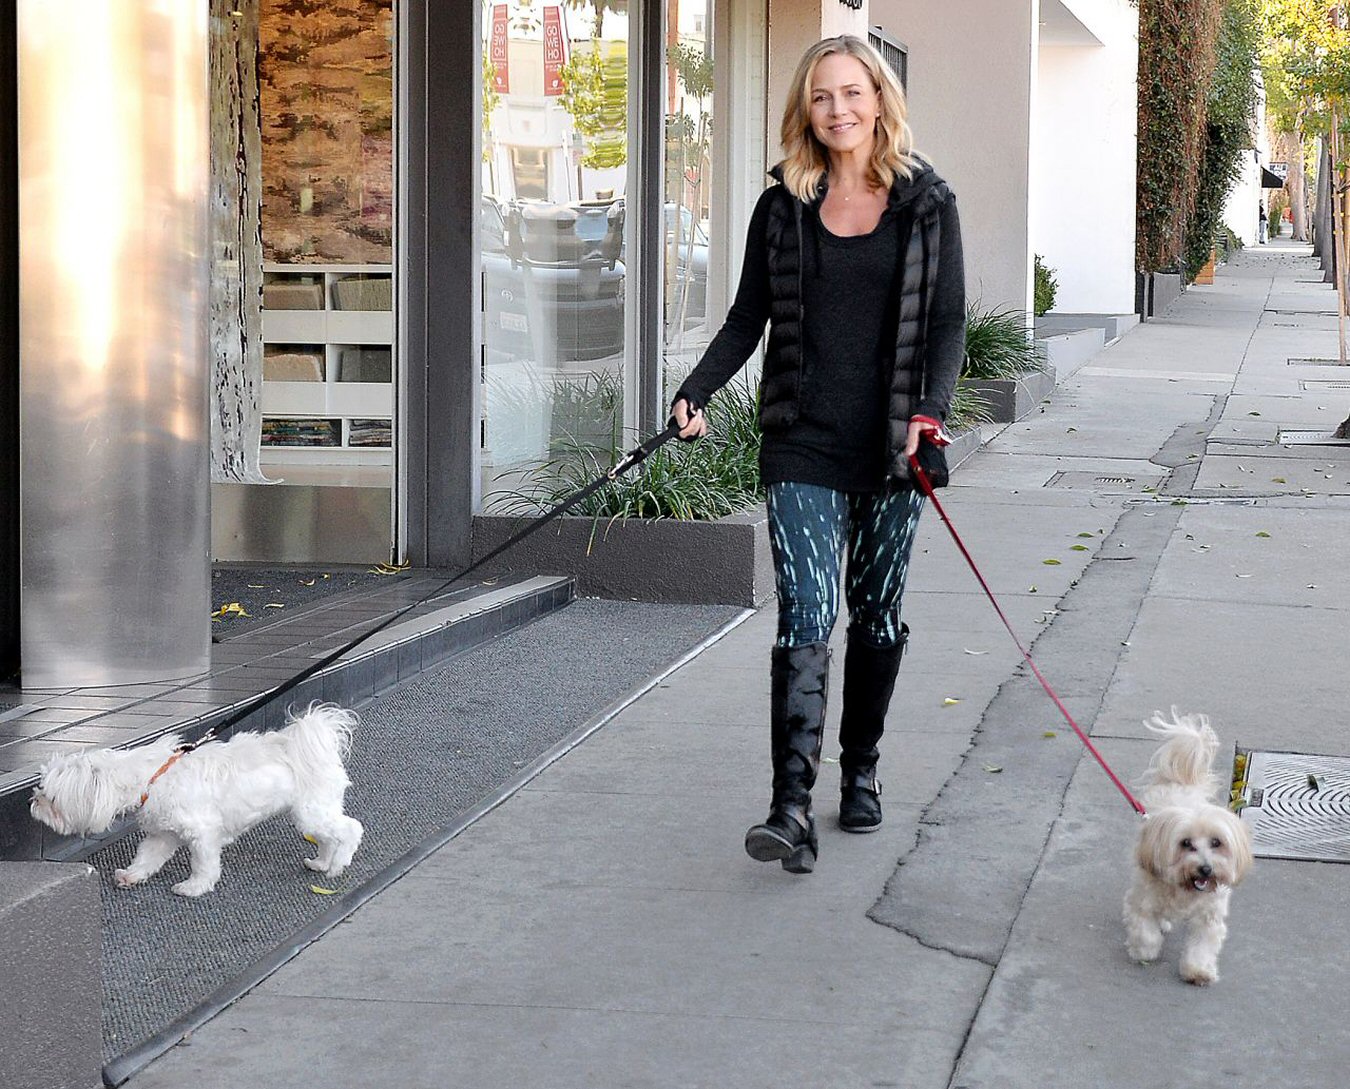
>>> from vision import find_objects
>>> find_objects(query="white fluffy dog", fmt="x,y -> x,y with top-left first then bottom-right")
30,703 -> 363,898
1123,710 -> 1253,985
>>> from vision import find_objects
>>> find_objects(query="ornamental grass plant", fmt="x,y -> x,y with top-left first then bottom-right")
492,374 -> 763,522
962,304 -> 1044,381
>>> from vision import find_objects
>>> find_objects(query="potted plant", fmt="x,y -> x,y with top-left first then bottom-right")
959,304 -> 1053,423
473,376 -> 773,606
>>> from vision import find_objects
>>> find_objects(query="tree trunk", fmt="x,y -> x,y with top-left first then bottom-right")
1285,127 -> 1309,242
1317,137 -> 1334,277
209,1 -> 271,484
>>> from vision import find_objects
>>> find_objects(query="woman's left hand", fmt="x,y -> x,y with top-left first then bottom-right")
903,417 -> 942,458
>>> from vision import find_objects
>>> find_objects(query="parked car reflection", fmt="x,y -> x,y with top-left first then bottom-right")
481,196 -> 626,363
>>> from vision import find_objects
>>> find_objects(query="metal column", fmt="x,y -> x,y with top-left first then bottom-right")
18,1 -> 211,688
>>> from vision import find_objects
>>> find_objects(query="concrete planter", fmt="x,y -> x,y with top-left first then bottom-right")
946,425 -> 983,471
1135,270 -> 1185,319
962,368 -> 1056,423
472,507 -> 774,607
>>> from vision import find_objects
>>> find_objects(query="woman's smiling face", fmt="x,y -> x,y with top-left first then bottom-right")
808,52 -> 880,157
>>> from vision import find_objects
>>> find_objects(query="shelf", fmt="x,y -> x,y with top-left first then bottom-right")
261,265 -> 393,458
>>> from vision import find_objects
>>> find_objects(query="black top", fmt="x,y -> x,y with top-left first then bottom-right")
763,202 -> 900,491
679,167 -> 965,493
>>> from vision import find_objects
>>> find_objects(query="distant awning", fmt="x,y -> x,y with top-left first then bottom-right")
1262,167 -> 1286,188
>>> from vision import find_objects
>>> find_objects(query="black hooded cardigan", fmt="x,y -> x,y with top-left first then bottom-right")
674,161 -> 965,489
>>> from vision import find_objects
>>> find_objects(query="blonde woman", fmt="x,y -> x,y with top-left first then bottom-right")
671,36 -> 965,874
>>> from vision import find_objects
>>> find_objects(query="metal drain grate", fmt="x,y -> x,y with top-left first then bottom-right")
1288,357 -> 1350,366
1045,470 -> 1166,492
1278,429 -> 1350,446
1299,380 -> 1350,391
1238,750 -> 1350,862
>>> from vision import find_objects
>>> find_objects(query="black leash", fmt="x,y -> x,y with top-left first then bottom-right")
187,420 -> 687,753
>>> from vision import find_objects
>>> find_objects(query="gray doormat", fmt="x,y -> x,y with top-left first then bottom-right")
94,598 -> 743,1063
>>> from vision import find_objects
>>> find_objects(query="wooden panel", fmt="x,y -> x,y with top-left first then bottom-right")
258,0 -> 394,264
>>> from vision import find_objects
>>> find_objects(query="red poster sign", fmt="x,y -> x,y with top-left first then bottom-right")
543,6 -> 567,97
490,4 -> 510,94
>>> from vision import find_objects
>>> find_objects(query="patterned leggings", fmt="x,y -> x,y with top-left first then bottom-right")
766,482 -> 926,649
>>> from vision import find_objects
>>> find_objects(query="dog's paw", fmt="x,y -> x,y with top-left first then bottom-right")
171,879 -> 214,898
1180,961 -> 1217,986
113,868 -> 143,888
303,857 -> 326,872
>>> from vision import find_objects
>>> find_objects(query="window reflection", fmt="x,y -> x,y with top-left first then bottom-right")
480,0 -> 631,507
663,0 -> 713,398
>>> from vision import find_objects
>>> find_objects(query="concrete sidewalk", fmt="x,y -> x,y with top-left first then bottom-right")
130,239 -> 1350,1089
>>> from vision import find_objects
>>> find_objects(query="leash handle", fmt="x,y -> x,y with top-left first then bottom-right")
908,449 -> 1147,816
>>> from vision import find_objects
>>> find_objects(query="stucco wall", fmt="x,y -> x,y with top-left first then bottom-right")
765,0 -> 870,164
870,0 -> 1037,314
1033,0 -> 1139,314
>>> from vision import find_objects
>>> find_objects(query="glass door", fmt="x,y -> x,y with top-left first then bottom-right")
211,0 -> 399,565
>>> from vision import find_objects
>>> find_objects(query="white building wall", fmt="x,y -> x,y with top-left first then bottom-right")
1222,78 -> 1268,247
1032,0 -> 1139,315
871,0 -> 1037,314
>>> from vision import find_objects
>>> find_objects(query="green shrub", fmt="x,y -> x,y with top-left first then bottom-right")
1033,255 -> 1058,317
948,379 -> 994,432
962,305 -> 1043,380
492,375 -> 763,521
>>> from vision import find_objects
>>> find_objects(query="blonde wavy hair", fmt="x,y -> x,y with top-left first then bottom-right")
778,35 -> 917,204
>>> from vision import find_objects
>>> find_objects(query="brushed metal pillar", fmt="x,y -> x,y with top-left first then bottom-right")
18,1 -> 210,688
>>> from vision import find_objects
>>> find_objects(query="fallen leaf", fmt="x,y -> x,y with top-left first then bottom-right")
1042,731 -> 1058,739
1235,573 -> 1253,578
1272,477 -> 1286,484
983,764 -> 1003,774
247,583 -> 265,589
1071,545 -> 1089,552
309,885 -> 338,896
962,648 -> 989,656
1255,531 -> 1271,538
1248,411 -> 1261,416
1029,585 -> 1039,593
1042,559 -> 1062,566
822,755 -> 839,765
1076,532 -> 1095,538
942,697 -> 961,706
264,603 -> 285,609
301,578 -> 316,587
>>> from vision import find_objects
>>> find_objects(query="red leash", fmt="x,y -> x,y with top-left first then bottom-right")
908,449 -> 1147,816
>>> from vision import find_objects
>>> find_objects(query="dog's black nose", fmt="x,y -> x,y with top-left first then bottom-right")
1198,864 -> 1213,878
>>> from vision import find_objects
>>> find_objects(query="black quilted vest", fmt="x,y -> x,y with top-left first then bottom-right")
760,168 -> 952,479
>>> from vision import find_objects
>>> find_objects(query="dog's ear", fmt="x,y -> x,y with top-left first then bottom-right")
1136,810 -> 1178,880
1221,809 -> 1253,886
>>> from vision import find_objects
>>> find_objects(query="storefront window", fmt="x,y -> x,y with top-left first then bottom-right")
257,2 -> 396,489
663,0 -> 714,396
479,0 -> 632,509
210,1 -> 397,564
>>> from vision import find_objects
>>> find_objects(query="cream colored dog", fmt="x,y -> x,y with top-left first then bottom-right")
1123,710 -> 1253,986
30,703 -> 363,898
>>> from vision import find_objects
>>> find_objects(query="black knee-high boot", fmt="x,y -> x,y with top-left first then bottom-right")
838,624 -> 908,832
745,641 -> 830,874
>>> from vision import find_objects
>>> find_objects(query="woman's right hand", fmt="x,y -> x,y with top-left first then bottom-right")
671,398 -> 708,440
